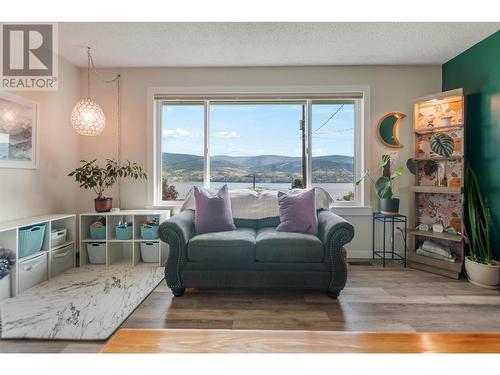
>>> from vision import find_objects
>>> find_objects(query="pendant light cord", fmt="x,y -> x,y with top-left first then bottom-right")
86,46 -> 122,207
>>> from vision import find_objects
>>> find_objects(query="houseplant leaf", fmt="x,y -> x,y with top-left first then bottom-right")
430,133 -> 454,157
375,176 -> 393,199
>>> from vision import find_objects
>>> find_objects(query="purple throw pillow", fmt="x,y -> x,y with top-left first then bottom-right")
194,184 -> 236,234
276,188 -> 318,234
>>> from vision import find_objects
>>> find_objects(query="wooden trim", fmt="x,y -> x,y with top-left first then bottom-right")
101,329 -> 500,353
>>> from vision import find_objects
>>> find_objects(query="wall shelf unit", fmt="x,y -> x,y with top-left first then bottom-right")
79,210 -> 170,268
0,214 -> 76,298
409,88 -> 465,279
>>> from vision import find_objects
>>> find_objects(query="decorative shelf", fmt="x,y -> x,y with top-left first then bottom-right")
409,186 -> 462,194
409,251 -> 463,273
408,229 -> 463,243
412,156 -> 463,161
409,88 -> 465,279
414,124 -> 463,135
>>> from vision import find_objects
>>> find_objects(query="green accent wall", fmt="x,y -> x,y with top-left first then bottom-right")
442,30 -> 500,259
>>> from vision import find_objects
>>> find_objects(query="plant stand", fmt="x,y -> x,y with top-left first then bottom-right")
372,212 -> 407,267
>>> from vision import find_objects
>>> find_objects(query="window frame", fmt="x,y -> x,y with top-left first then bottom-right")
148,86 -> 370,209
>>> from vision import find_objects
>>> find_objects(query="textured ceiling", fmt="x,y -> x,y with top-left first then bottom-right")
59,23 -> 499,67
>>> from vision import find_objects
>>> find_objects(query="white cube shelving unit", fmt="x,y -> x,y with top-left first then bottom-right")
79,210 -> 170,267
0,214 -> 76,298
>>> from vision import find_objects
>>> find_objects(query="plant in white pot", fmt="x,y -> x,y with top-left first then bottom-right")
356,154 -> 404,215
464,165 -> 500,289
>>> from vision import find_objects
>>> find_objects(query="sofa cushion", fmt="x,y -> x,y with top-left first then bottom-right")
188,228 -> 256,263
276,188 -> 318,234
255,227 -> 324,263
194,184 -> 236,234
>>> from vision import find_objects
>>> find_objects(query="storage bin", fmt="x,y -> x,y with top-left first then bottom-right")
0,274 -> 11,301
140,224 -> 159,240
50,244 -> 74,278
90,225 -> 106,240
19,224 -> 46,258
115,223 -> 133,240
18,252 -> 48,293
51,228 -> 67,247
87,243 -> 106,264
140,242 -> 160,263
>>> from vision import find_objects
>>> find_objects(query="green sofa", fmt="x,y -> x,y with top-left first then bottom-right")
158,209 -> 354,298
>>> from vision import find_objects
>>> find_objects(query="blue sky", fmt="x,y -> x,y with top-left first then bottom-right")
161,103 -> 354,157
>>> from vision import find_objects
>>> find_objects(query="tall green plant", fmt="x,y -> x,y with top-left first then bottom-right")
355,154 -> 404,199
465,165 -> 494,264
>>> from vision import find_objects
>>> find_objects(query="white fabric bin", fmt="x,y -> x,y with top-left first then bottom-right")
140,242 -> 160,263
87,243 -> 106,264
50,244 -> 74,278
18,253 -> 48,294
51,228 -> 67,247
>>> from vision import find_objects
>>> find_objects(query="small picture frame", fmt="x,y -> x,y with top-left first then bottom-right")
0,92 -> 39,169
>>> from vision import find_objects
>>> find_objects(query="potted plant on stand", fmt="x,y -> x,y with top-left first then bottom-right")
69,159 -> 147,212
464,165 -> 500,289
356,154 -> 404,215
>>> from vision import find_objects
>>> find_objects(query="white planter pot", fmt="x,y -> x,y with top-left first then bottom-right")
465,256 -> 500,289
0,274 -> 12,301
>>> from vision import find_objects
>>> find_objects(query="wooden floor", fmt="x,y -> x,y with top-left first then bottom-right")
102,329 -> 500,353
1,262 -> 500,353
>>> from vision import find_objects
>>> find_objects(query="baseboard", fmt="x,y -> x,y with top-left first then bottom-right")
346,250 -> 372,259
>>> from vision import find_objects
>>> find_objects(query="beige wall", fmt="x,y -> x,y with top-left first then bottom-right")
78,66 -> 441,256
0,58 -> 81,222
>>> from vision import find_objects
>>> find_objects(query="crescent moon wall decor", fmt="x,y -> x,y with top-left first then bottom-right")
376,112 -> 406,148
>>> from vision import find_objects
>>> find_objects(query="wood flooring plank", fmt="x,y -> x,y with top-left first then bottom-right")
101,329 -> 500,353
2,264 -> 500,353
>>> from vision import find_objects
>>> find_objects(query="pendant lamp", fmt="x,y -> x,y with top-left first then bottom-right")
71,47 -> 105,136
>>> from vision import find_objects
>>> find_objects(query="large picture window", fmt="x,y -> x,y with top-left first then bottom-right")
154,94 -> 363,207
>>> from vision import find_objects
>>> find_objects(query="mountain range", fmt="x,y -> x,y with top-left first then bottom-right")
162,152 -> 354,183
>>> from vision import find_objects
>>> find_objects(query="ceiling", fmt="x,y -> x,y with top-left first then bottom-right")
59,23 -> 499,68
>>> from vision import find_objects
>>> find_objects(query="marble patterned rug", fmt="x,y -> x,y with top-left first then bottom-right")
0,265 -> 164,340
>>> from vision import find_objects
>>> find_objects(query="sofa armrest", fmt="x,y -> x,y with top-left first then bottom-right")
317,209 -> 355,293
158,210 -> 195,288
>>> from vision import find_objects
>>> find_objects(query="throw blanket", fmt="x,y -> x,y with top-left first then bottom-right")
422,240 -> 451,258
416,247 -> 457,262
181,187 -> 334,220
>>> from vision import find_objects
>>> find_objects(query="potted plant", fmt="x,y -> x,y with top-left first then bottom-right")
69,159 -> 147,212
356,154 -> 403,215
0,247 -> 16,301
464,165 -> 500,289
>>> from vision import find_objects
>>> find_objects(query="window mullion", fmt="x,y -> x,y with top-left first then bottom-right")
306,99 -> 313,188
204,100 -> 210,188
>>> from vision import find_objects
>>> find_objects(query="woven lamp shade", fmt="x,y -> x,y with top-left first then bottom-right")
71,98 -> 106,136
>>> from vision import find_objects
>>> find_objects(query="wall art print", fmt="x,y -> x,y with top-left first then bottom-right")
0,92 -> 38,169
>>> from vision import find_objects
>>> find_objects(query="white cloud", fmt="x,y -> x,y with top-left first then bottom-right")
213,131 -> 240,139
162,128 -> 194,139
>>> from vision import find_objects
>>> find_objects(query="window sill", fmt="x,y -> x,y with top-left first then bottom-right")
330,206 -> 372,216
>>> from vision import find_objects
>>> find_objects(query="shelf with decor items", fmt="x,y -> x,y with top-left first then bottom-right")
409,88 -> 465,279
0,214 -> 76,299
79,210 -> 170,267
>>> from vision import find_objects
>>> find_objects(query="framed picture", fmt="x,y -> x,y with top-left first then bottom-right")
0,92 -> 39,169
